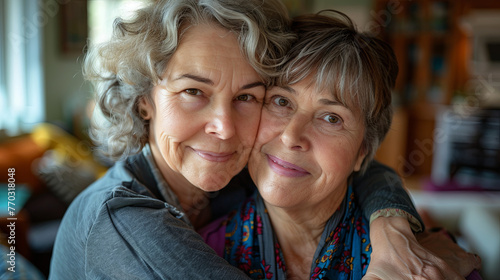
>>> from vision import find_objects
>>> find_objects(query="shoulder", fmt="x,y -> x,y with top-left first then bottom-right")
64,159 -> 171,231
52,160 -> 165,253
50,162 -> 135,274
51,160 -> 186,275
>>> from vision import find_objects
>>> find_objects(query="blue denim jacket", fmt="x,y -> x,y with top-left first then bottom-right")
49,146 -> 420,279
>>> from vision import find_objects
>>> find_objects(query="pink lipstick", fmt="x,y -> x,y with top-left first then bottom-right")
267,154 -> 309,177
192,149 -> 234,162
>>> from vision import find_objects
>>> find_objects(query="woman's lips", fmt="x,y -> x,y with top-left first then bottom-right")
267,154 -> 309,177
191,148 -> 235,162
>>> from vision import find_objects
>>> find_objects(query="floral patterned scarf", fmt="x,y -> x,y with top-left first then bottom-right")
223,186 -> 371,280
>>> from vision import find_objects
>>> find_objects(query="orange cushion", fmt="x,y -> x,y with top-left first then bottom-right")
0,136 -> 47,194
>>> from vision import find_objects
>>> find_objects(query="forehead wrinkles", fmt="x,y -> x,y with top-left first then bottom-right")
172,25 -> 259,93
207,50 -> 260,94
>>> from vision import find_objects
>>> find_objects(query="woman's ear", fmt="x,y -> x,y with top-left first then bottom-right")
138,96 -> 153,120
353,145 -> 367,172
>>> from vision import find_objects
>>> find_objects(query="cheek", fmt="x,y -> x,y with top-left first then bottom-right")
248,113 -> 285,182
254,111 -> 286,149
318,138 -> 363,176
150,99 -> 197,169
153,97 -> 198,140
157,96 -> 180,121
239,121 -> 258,148
247,148 -> 265,191
235,106 -> 262,149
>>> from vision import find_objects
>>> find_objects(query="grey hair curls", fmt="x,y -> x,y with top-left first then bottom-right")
278,10 -> 398,173
84,0 -> 295,161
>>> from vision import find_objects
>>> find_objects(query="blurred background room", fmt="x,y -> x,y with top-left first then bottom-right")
0,0 -> 499,279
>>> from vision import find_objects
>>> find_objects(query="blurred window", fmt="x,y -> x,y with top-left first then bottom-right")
88,0 -> 151,45
0,0 -> 151,137
0,0 -> 44,136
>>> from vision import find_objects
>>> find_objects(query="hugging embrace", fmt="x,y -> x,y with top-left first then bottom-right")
50,1 -> 480,279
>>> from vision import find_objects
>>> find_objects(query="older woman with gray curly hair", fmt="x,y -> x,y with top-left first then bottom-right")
48,0 -> 473,279
51,1 -> 294,278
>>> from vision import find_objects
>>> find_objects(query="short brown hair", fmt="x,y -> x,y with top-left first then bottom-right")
278,10 -> 398,173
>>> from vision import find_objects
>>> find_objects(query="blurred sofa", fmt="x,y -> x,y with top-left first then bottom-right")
0,123 -> 107,277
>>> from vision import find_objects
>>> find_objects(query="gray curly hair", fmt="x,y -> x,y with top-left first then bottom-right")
84,0 -> 295,161
278,10 -> 397,173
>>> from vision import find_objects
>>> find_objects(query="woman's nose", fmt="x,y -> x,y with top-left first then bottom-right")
279,115 -> 310,151
205,107 -> 236,140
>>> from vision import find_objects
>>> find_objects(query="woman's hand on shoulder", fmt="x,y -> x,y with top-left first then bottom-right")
363,216 -> 481,280
414,228 -> 481,278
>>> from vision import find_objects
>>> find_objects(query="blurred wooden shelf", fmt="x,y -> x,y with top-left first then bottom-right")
373,0 -> 500,178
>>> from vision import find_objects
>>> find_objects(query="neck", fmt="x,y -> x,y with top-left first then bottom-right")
263,188 -> 346,279
149,142 -> 211,228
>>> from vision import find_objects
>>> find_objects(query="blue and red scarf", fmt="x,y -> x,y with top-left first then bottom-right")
223,186 -> 371,280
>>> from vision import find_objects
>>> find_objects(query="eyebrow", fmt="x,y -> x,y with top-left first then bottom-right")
319,98 -> 343,106
279,86 -> 296,94
174,74 -> 265,90
174,74 -> 213,85
278,85 -> 352,110
242,81 -> 266,90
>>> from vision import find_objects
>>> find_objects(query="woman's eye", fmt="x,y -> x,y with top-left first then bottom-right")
323,114 -> 341,124
236,94 -> 254,102
272,96 -> 290,107
184,89 -> 202,96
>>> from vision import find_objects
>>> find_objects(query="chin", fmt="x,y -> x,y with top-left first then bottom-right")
258,184 -> 297,208
189,158 -> 247,192
193,175 -> 232,192
199,185 -> 225,192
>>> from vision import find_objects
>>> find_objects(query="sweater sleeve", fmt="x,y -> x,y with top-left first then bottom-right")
352,160 -> 424,232
84,196 -> 251,279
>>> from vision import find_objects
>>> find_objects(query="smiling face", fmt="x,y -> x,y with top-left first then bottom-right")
139,23 -> 265,192
248,77 -> 366,213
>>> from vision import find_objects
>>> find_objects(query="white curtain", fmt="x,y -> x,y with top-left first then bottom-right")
0,0 -> 44,136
